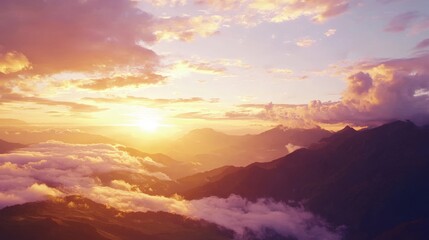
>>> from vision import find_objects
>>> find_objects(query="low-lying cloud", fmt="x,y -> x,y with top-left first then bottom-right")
0,141 -> 343,240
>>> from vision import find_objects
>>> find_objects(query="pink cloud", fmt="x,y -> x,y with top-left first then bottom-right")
384,11 -> 420,32
226,53 -> 429,127
0,0 -> 158,77
414,38 -> 429,50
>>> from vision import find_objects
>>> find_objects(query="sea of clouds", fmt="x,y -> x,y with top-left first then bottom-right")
0,141 -> 343,240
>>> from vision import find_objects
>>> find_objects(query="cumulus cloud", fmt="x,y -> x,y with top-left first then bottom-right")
0,0 -> 158,77
0,0 -> 240,94
0,51 -> 31,74
0,141 -> 343,240
225,53 -> 429,127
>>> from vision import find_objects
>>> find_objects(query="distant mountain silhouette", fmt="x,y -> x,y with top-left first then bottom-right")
181,121 -> 429,239
0,118 -> 28,126
0,129 -> 116,145
0,196 -> 232,240
163,126 -> 331,171
119,146 -> 198,179
0,139 -> 25,153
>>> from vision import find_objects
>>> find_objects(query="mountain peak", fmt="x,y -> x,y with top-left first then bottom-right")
339,125 -> 356,134
319,125 -> 357,144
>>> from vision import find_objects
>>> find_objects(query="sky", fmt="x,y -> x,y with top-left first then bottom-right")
1,0 -> 429,134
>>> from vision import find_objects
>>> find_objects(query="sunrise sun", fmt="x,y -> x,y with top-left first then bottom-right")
137,117 -> 161,132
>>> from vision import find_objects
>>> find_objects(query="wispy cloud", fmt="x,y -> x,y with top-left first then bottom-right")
85,96 -> 218,106
0,89 -> 104,112
296,38 -> 316,47
154,15 -> 224,42
384,11 -> 420,32
414,38 -> 429,50
324,28 -> 337,37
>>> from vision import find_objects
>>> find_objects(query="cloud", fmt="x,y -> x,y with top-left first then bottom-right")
0,141 -> 170,189
171,60 -> 226,75
324,29 -> 337,37
145,0 -> 186,7
166,57 -> 250,77
0,89 -> 104,112
0,141 -> 343,239
268,68 -> 294,74
296,38 -> 316,47
84,188 -> 343,239
75,73 -> 165,91
414,38 -> 429,50
0,51 -> 31,74
246,0 -> 349,23
154,15 -> 223,42
163,0 -> 349,26
384,11 -> 420,32
194,0 -> 245,10
85,96 -> 218,106
187,195 -> 343,240
225,53 -> 429,126
285,143 -> 303,154
412,17 -> 429,33
0,0 -> 158,77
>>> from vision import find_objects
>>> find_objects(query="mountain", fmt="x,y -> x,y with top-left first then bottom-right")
0,195 -> 232,240
0,139 -> 25,153
162,126 -> 332,171
120,146 -> 198,179
0,118 -> 28,126
181,121 -> 429,239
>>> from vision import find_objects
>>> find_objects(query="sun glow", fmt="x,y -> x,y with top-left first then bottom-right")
138,117 -> 161,132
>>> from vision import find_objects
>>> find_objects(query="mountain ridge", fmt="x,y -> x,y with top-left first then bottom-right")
180,120 -> 429,239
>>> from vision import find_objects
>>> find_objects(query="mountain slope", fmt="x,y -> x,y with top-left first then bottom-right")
164,126 -> 331,171
0,196 -> 232,240
0,139 -> 25,153
182,121 -> 429,239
